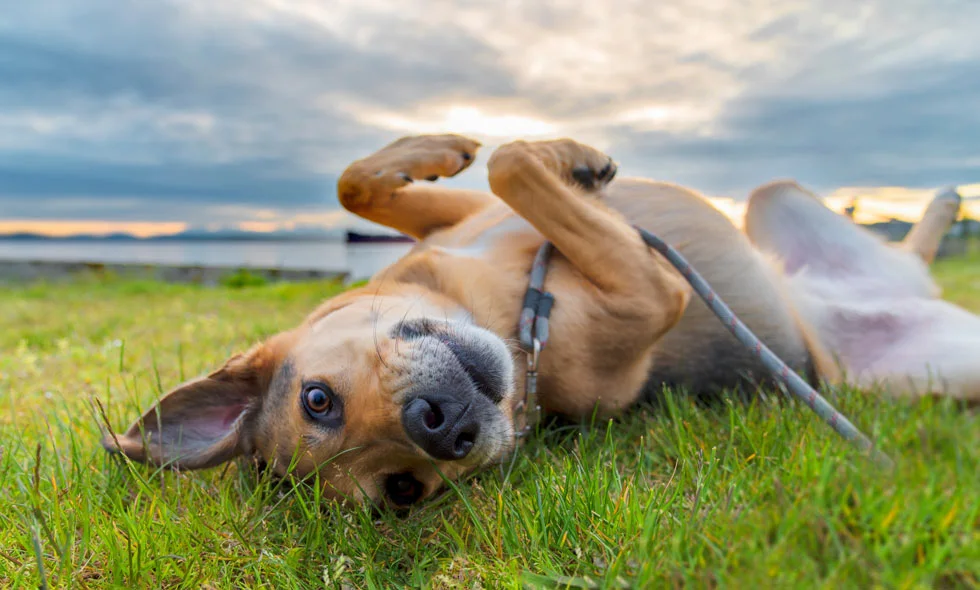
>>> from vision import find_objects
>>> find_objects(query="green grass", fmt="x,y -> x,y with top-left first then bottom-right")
1,261 -> 978,589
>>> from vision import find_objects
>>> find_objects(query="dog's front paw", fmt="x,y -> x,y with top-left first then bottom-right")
339,134 -> 482,208
377,134 -> 482,183
488,138 -> 617,192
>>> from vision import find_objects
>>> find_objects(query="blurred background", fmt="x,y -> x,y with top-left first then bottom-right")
1,0 -> 978,284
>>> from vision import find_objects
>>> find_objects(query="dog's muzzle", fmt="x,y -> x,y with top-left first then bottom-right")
392,318 -> 514,463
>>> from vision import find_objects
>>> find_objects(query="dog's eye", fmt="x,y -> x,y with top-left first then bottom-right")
305,387 -> 332,413
384,472 -> 424,506
300,383 -> 342,425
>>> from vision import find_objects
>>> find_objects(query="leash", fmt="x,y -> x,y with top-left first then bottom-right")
515,227 -> 895,471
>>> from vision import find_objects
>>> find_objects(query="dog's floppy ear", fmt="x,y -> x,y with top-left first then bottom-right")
102,343 -> 279,470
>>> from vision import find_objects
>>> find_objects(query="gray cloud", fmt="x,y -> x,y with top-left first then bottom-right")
1,0 -> 978,223
614,51 -> 980,196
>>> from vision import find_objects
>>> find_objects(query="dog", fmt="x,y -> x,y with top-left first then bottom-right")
102,134 -> 980,508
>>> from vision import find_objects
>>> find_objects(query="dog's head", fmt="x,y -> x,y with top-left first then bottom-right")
103,283 -> 518,508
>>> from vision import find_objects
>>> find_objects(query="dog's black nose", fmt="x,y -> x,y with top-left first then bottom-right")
402,395 -> 480,460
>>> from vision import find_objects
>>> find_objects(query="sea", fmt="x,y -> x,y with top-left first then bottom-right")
0,239 -> 415,282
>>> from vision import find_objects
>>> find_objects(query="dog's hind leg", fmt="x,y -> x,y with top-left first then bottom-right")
744,180 -> 939,299
899,188 -> 962,265
745,180 -> 980,402
337,134 -> 497,239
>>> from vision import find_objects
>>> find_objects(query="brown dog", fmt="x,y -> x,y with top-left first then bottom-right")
103,134 -> 980,507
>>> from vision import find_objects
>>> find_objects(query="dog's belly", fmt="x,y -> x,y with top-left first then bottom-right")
788,278 -> 980,401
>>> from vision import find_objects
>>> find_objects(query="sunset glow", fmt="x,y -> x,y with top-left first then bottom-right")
0,220 -> 188,238
6,189 -> 976,239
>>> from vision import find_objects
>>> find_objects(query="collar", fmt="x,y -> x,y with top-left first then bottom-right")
514,241 -> 556,437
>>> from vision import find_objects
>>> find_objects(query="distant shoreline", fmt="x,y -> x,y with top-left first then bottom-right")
0,234 -> 345,243
0,229 -> 414,243
1,224 -> 974,286
0,259 -> 349,285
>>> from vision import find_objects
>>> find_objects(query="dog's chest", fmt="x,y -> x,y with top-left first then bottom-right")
426,208 -> 538,261
395,206 -> 546,336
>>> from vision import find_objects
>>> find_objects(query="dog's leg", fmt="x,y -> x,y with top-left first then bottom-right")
899,189 -> 962,264
746,180 -> 980,402
745,180 -> 939,299
337,134 -> 497,239
486,138 -> 691,313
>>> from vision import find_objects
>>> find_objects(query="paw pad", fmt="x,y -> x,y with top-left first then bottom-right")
571,158 -> 617,190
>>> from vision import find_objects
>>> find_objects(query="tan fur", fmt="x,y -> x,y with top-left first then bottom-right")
105,134 -> 977,507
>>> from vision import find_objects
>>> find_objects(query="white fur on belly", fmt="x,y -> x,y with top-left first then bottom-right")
432,214 -> 535,259
788,274 -> 980,400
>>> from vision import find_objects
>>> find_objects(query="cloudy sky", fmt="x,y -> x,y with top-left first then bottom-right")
1,0 -> 979,235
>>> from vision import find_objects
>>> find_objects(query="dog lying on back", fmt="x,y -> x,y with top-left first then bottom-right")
103,134 -> 979,507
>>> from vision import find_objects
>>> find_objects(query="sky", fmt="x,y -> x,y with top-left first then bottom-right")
1,0 -> 979,236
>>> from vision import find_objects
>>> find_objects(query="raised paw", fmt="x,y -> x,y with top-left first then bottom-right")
488,138 -> 617,193
925,187 -> 962,223
338,134 -> 482,209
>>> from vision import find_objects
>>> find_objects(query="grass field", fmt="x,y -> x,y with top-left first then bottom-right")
1,253 -> 978,589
